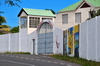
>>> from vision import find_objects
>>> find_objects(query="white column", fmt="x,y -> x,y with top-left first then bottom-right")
19,17 -> 21,52
27,16 -> 29,29
87,21 -> 89,60
79,23 -> 81,58
40,17 -> 42,22
8,34 -> 10,52
95,16 -> 98,61
73,28 -> 75,56
27,16 -> 30,34
67,29 -> 69,55
53,18 -> 55,23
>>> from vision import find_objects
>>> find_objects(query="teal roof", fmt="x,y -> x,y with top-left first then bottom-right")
86,0 -> 100,7
59,0 -> 100,12
23,8 -> 55,17
59,0 -> 82,12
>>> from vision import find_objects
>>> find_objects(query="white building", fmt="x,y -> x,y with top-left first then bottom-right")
17,0 -> 100,55
55,0 -> 100,29
0,0 -> 100,62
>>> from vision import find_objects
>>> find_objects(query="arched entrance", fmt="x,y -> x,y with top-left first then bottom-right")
38,21 -> 53,54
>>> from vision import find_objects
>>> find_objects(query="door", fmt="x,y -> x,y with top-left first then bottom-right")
33,39 -> 35,54
38,22 -> 53,54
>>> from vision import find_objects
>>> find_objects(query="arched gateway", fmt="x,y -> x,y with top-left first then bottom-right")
37,20 -> 53,54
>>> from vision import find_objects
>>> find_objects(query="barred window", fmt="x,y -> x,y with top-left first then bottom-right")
62,14 -> 68,24
75,13 -> 81,23
20,17 -> 27,28
29,17 -> 40,28
42,18 -> 52,21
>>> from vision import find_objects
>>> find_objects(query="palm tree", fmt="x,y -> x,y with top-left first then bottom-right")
0,16 -> 6,25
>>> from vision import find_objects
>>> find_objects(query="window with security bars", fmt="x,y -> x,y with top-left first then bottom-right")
29,17 -> 40,28
62,14 -> 68,24
75,13 -> 81,23
20,17 -> 27,28
42,18 -> 52,21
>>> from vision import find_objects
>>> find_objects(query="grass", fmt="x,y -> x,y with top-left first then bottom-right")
0,52 -> 30,54
51,54 -> 100,66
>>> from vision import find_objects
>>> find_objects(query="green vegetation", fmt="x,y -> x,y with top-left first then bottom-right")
51,54 -> 100,66
0,16 -> 6,25
0,52 -> 30,54
0,0 -> 21,7
88,9 -> 100,20
0,33 -> 5,35
10,26 -> 19,33
0,16 -> 10,34
0,25 -> 10,34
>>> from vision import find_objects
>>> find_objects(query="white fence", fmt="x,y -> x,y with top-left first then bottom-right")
0,33 -> 19,53
79,16 -> 100,62
0,16 -> 100,62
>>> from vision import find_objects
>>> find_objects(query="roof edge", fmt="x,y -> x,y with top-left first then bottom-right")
58,0 -> 83,13
18,8 -> 28,17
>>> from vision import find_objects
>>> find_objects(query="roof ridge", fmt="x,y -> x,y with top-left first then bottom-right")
58,0 -> 100,12
58,0 -> 83,12
18,8 -> 55,17
23,8 -> 51,12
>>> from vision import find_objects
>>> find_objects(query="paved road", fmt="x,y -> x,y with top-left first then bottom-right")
0,54 -> 81,66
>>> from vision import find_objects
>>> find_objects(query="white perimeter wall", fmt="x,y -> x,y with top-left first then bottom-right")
10,33 -> 19,52
0,30 -> 37,54
28,31 -> 37,54
80,16 -> 100,62
19,29 -> 37,54
0,33 -> 19,53
53,27 -> 63,54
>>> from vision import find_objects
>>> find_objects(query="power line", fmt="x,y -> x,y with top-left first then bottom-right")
6,18 -> 19,20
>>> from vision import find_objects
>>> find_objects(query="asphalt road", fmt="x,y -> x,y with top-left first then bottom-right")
0,54 -> 81,66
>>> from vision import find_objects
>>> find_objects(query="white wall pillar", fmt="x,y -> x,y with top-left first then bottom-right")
8,34 -> 10,52
19,17 -> 21,52
87,21 -> 89,60
40,17 -> 42,22
53,18 -> 55,23
79,23 -> 81,58
95,16 -> 98,61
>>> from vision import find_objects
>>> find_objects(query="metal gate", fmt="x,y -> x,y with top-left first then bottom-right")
38,22 -> 53,54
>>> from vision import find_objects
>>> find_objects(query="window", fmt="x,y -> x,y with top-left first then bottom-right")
29,17 -> 40,28
42,18 -> 52,21
62,14 -> 68,24
75,13 -> 81,23
20,17 -> 27,28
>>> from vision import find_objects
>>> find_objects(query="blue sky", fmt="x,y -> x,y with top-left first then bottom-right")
0,0 -> 80,28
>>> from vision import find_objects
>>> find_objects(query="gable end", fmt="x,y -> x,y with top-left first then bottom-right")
18,9 -> 28,17
80,3 -> 91,8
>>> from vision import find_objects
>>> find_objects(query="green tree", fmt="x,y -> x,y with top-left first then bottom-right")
0,0 -> 21,7
0,16 -> 6,25
88,9 -> 100,20
2,25 -> 10,28
89,10 -> 96,18
0,0 -> 21,14
96,9 -> 100,16
10,26 -> 19,33
45,9 -> 56,14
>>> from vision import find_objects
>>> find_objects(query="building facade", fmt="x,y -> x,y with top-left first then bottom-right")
18,0 -> 100,55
